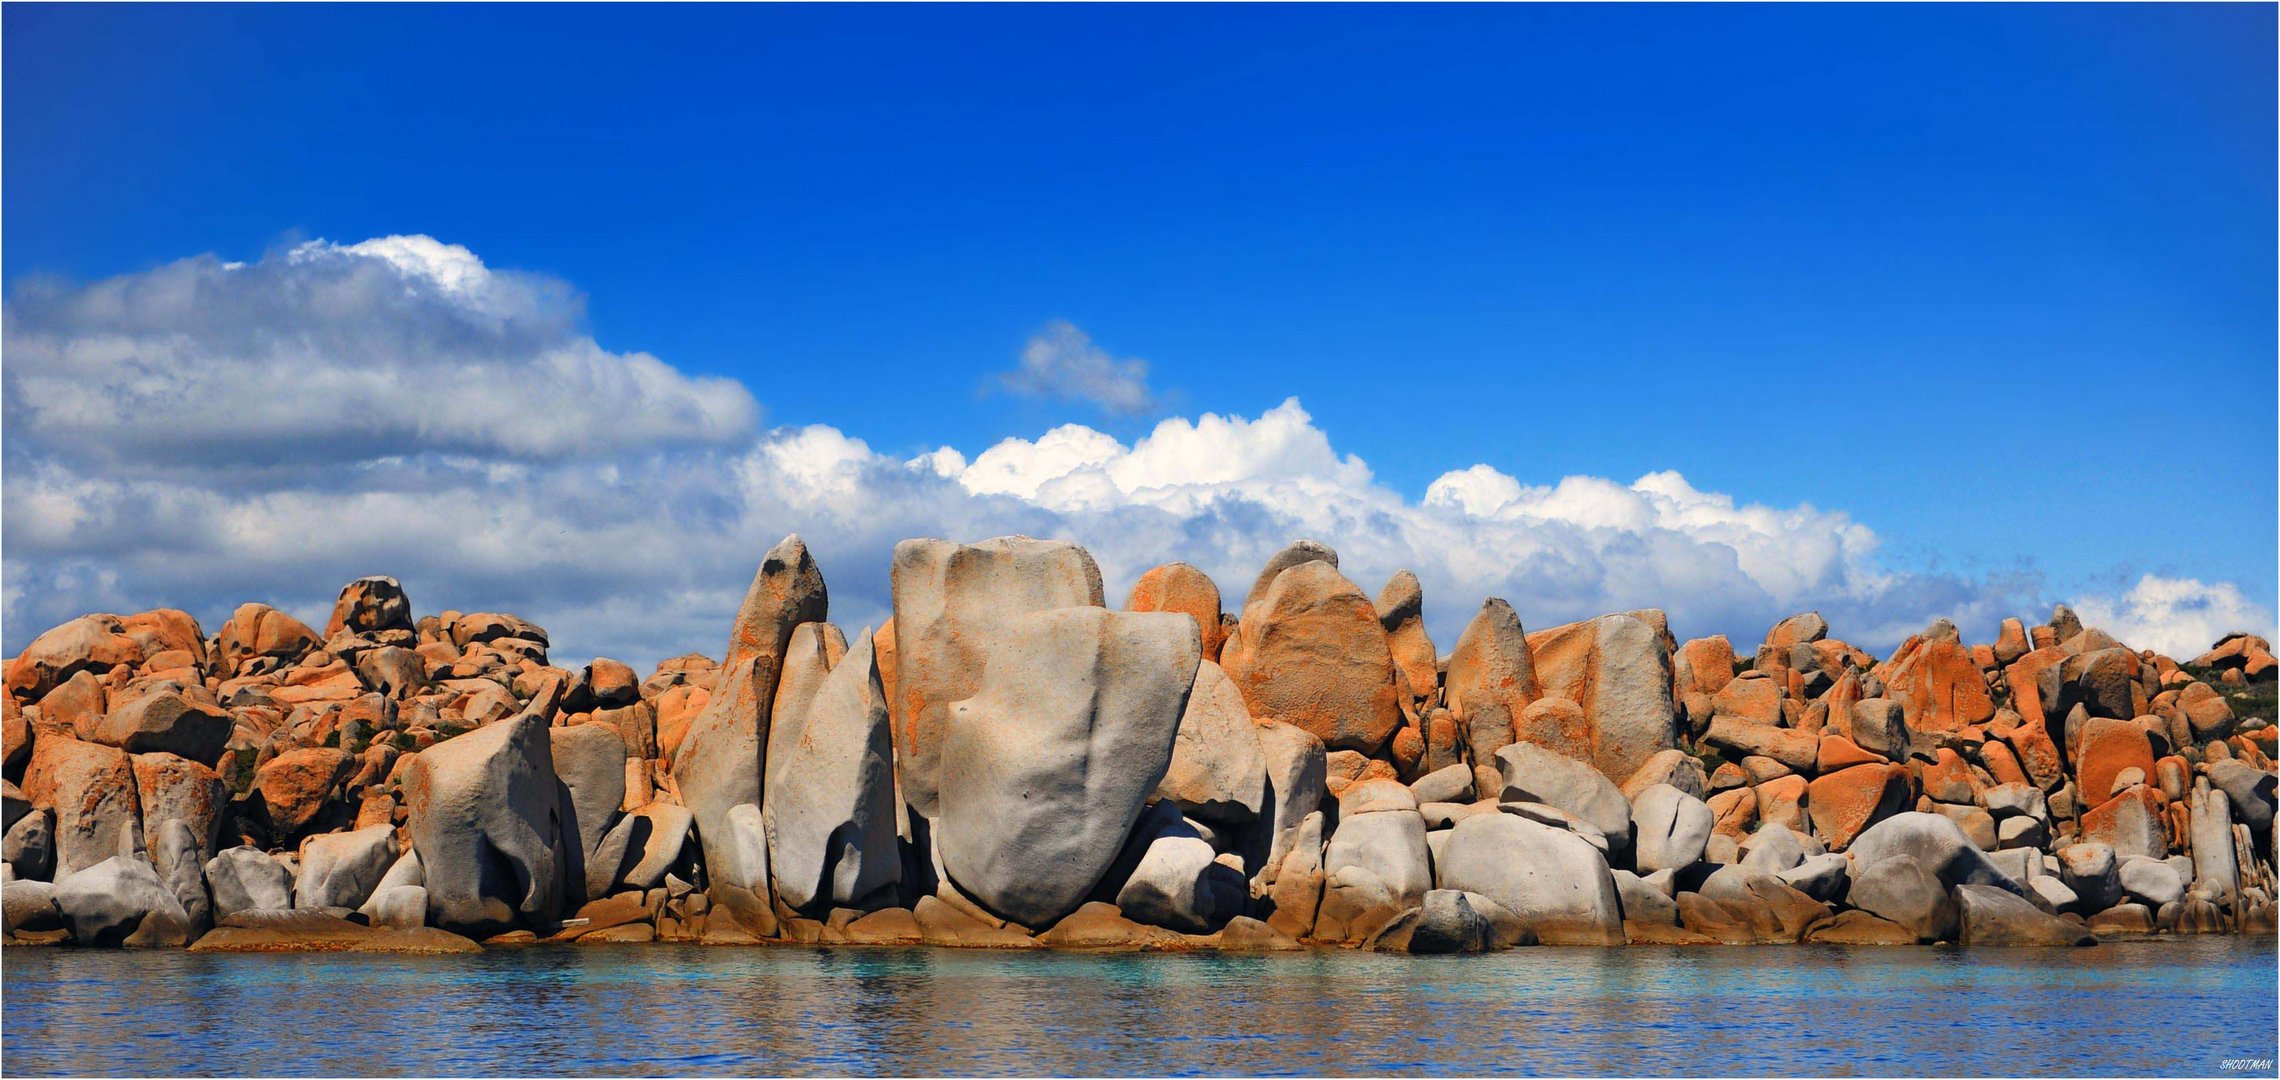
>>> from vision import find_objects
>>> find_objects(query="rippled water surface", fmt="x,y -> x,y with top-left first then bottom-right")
5,938 -> 2273,1076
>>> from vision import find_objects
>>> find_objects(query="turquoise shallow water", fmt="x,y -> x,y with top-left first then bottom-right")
4,938 -> 2274,1076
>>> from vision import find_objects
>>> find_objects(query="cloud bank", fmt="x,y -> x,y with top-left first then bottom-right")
6,237 -> 2268,670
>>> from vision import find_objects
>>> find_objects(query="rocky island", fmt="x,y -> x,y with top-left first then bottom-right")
3,535 -> 2274,954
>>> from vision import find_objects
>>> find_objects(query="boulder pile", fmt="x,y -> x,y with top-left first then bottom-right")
4,539 -> 2274,952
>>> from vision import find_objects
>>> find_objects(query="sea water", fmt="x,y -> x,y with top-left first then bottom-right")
4,938 -> 2273,1076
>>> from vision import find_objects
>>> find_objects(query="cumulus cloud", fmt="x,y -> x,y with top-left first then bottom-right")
4,235 -> 2257,672
995,320 -> 1156,415
2069,575 -> 2275,659
1,235 -> 757,478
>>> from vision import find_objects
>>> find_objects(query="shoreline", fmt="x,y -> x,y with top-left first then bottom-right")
7,535 -> 2277,956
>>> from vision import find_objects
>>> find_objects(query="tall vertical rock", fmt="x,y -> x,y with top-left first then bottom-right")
764,625 -> 901,913
402,710 -> 564,937
673,535 -> 827,935
1445,599 -> 1540,791
889,536 -> 1105,820
935,607 -> 1199,928
1374,571 -> 1439,710
1525,612 -> 1679,785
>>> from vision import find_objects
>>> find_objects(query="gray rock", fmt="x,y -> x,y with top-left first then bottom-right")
403,711 -> 565,937
591,803 -> 693,894
87,688 -> 233,767
53,855 -> 192,947
2118,856 -> 2186,907
1996,815 -> 2047,851
1956,883 -> 2094,946
1495,741 -> 1631,851
1433,811 -> 1623,945
1153,659 -> 1267,825
1421,801 -> 1493,829
891,535 -> 1104,819
936,607 -> 1198,929
1982,783 -> 2047,821
1777,853 -> 1850,904
148,820 -> 212,934
1239,540 -> 1339,612
5,808 -> 54,881
1107,802 -> 1244,933
2188,785 -> 2238,904
764,625 -> 900,912
2026,875 -> 2079,912
678,536 -> 828,932
1322,806 -> 1432,937
3,879 -> 63,935
1621,749 -> 1708,801
1846,699 -> 1912,761
1613,868 -> 1679,925
1631,784 -> 1712,873
1739,824 -> 1821,875
1264,809 -> 1326,939
2058,843 -> 2121,912
2207,759 -> 2275,835
1410,763 -> 1475,806
1371,889 -> 1494,954
1500,801 -> 1610,852
364,885 -> 429,930
356,848 -> 424,920
1846,812 -> 2039,906
205,846 -> 295,921
295,824 -> 398,911
550,721 -> 628,904
1847,855 -> 1957,943
1253,720 -> 1327,889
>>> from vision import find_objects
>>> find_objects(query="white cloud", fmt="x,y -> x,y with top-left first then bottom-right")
2069,575 -> 2276,659
4,235 -> 2258,673
995,320 -> 1156,414
1,236 -> 757,476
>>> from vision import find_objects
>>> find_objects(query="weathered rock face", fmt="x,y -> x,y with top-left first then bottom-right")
1125,562 -> 1226,663
1846,813 -> 2036,903
1877,622 -> 1994,735
936,607 -> 1199,929
1632,784 -> 1712,873
295,824 -> 399,911
129,753 -> 222,858
53,856 -> 192,947
1253,720 -> 1328,888
764,625 -> 900,913
6,614 -> 142,703
1525,613 -> 1679,785
1373,571 -> 1440,708
1445,599 -> 1541,783
673,655 -> 771,925
216,604 -> 319,676
891,536 -> 1105,819
324,576 -> 414,638
1219,560 -> 1402,755
88,692 -> 233,765
1846,855 -> 1956,943
550,722 -> 627,904
1153,660 -> 1267,825
1955,884 -> 2093,946
206,847 -> 295,922
1318,782 -> 1431,943
1433,812 -> 1623,945
1103,800 -> 1244,934
402,712 -> 564,937
1495,741 -> 1631,849
23,736 -> 143,879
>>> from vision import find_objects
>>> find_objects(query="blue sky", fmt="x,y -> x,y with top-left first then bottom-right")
4,4 -> 2273,666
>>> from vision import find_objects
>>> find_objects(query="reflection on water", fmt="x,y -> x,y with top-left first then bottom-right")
4,938 -> 2273,1076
